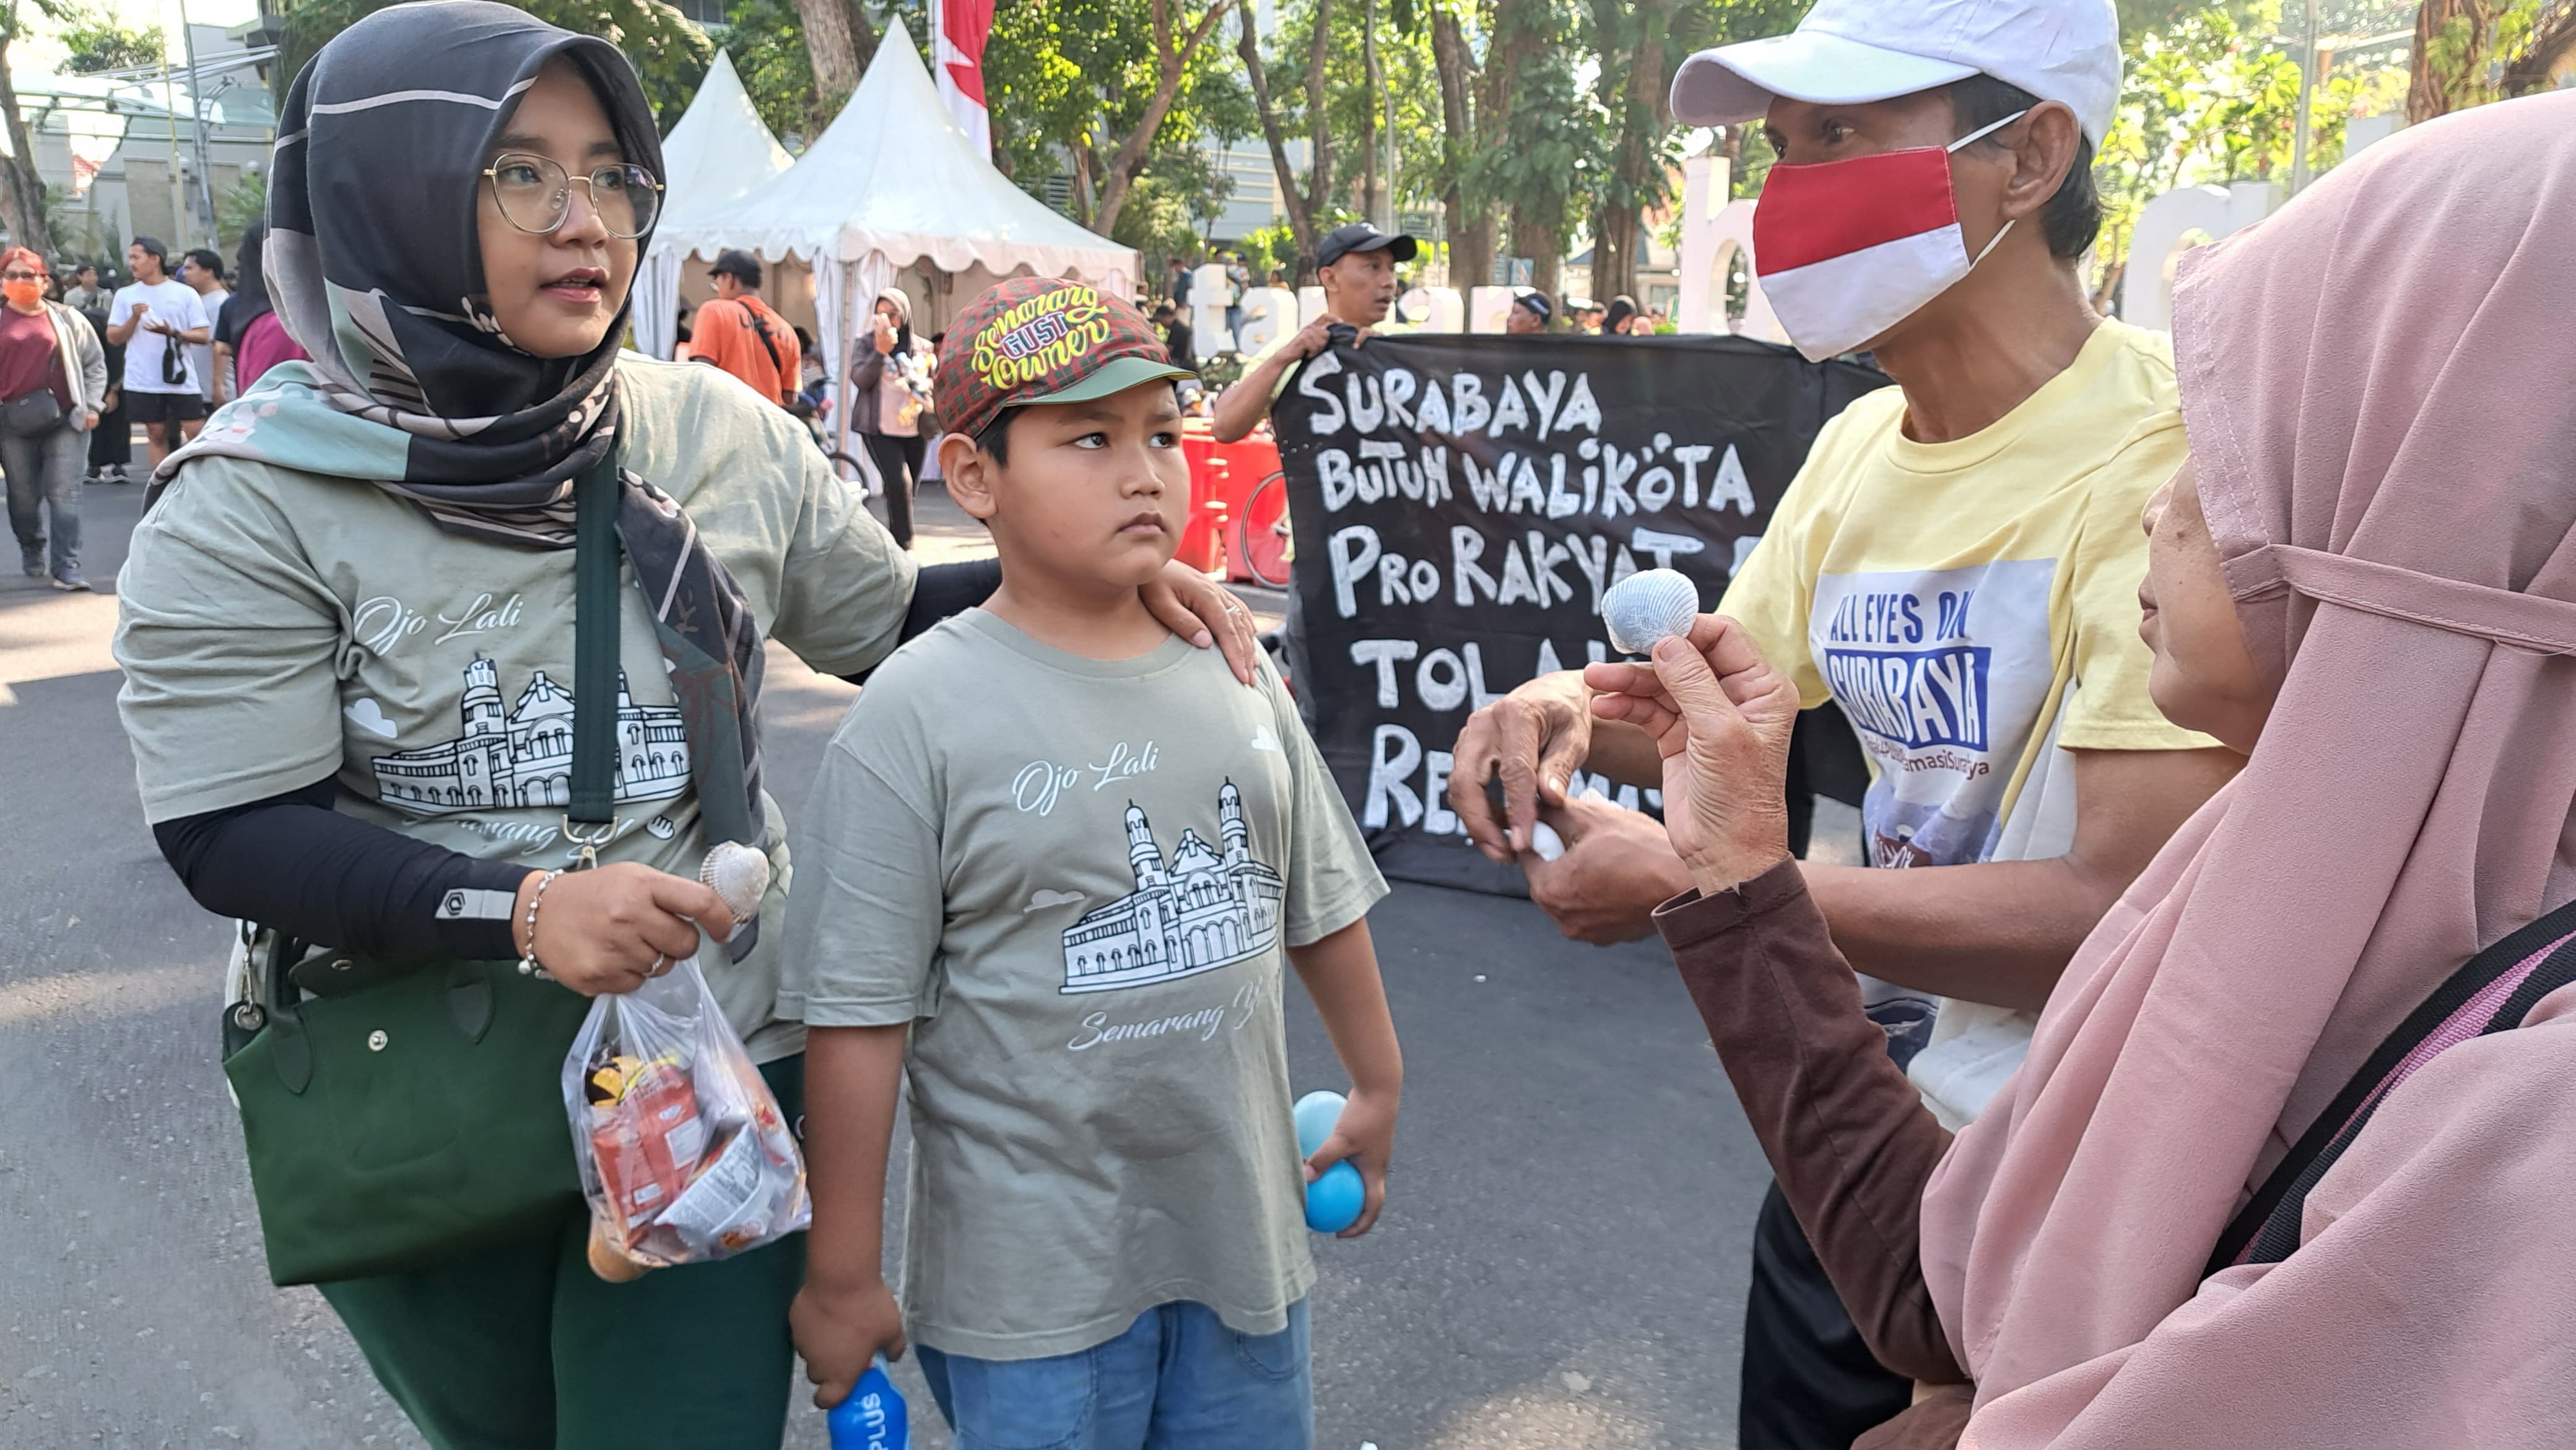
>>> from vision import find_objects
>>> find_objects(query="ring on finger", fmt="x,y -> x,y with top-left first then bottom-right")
648,952 -> 669,977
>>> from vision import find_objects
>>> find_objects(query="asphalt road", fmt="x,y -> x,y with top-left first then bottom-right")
1,482 -> 1821,1449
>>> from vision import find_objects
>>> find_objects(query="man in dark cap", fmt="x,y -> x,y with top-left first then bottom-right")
1507,288 -> 1554,334
1212,222 -> 1414,443
688,248 -> 800,406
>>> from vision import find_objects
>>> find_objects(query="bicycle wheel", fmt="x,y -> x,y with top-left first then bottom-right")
1237,471 -> 1293,588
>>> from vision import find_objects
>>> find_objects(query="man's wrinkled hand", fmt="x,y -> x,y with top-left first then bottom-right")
1448,674 -> 1593,862
1520,795 -> 1690,945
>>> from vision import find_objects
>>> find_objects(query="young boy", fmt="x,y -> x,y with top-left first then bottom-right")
785,277 -> 1401,1448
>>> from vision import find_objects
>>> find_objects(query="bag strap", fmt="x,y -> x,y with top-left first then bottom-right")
2206,893 -> 2576,1274
569,451 -> 622,827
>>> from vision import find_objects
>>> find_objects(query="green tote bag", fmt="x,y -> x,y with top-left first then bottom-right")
222,456 -> 629,1287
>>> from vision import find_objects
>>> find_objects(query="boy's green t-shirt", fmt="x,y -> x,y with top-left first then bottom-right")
783,609 -> 1387,1361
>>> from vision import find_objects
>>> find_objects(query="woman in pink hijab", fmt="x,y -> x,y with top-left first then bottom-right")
1593,90 -> 2576,1449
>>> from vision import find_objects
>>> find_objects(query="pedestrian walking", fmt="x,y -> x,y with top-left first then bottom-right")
106,237 -> 209,470
846,287 -> 933,549
1629,89 -> 2576,1449
179,247 -> 231,404
0,248 -> 108,590
110,9 -> 1256,1448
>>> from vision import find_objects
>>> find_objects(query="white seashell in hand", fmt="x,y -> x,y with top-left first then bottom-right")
1530,821 -> 1567,862
699,841 -> 772,923
1601,568 -> 1702,654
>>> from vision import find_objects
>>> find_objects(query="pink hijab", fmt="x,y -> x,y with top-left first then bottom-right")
1918,91 -> 2576,1447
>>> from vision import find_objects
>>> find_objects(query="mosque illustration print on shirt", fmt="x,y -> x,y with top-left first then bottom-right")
1060,780 -> 1287,994
368,656 -> 692,813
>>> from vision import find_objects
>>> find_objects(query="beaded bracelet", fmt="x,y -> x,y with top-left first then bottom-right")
516,869 -> 565,979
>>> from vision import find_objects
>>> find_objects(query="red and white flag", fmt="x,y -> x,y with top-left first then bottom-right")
933,0 -> 995,159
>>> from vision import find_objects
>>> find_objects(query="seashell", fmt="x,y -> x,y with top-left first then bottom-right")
1601,567 -> 1702,654
699,841 -> 772,923
1530,820 -> 1567,862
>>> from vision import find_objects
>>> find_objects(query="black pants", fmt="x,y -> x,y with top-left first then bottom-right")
1741,1181 -> 1913,1450
861,432 -> 925,549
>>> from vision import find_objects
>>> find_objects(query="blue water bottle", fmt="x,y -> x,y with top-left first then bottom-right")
827,1357 -> 910,1450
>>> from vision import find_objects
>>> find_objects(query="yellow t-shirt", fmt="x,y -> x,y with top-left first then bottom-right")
1718,319 -> 2217,1124
1724,319 -> 2213,864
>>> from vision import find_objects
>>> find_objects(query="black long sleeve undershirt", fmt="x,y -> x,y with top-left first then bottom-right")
158,560 -> 1003,957
154,776 -> 531,962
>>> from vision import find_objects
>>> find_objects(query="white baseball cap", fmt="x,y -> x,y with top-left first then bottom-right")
1670,0 -> 2121,147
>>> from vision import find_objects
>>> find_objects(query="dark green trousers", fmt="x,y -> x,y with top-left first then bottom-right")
320,1056 -> 807,1450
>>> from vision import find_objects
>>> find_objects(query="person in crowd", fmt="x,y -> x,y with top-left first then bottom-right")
0,249 -> 107,590
1598,294 -> 1643,336
1152,300 -> 1194,366
61,263 -> 108,318
1222,248 -> 1251,339
110,9 -> 1258,1448
1619,89 -> 2576,1449
178,246 -> 231,404
74,266 -> 128,486
1266,266 -> 1288,289
1210,222 -> 1413,445
793,323 -> 827,404
211,220 -> 308,404
1569,297 -> 1604,333
1447,1 -> 2240,1444
786,276 -> 1399,1447
1167,253 -> 1193,311
846,287 -> 933,549
1507,288 -> 1554,334
105,236 -> 209,469
688,248 -> 801,406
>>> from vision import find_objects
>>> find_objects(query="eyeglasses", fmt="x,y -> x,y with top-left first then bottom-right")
481,152 -> 663,240
1,270 -> 40,282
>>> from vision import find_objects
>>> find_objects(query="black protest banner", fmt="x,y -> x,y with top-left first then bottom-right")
1272,332 -> 1887,894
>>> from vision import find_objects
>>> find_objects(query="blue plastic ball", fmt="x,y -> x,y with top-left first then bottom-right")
1293,1090 -> 1346,1159
1305,1159 -> 1364,1233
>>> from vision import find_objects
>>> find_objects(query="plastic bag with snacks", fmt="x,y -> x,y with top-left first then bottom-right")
562,955 -> 809,1279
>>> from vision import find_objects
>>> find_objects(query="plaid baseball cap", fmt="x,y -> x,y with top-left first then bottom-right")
934,277 -> 1194,441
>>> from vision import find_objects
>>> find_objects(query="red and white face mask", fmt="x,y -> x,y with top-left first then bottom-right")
1751,110 -> 2026,362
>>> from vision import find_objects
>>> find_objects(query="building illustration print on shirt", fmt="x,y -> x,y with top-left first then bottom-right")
370,656 -> 692,814
1061,781 -> 1287,994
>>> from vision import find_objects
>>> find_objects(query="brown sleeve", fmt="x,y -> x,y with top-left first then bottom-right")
1654,859 -> 1965,1386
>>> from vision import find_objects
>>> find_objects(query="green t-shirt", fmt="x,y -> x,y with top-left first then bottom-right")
113,354 -> 918,1061
782,609 -> 1387,1360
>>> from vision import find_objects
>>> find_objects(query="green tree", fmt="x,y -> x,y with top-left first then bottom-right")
0,0 -> 73,254
275,0 -> 711,126
58,6 -> 161,72
981,0 -> 1247,241
2409,0 -> 2576,119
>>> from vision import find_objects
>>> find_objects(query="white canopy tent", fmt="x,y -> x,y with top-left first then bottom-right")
647,20 -> 1136,461
635,50 -> 794,360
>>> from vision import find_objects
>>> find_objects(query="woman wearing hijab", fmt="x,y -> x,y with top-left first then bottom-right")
209,219 -> 308,403
111,7 -> 1254,1446
1599,293 -> 1642,337
1596,92 -> 2576,1449
846,286 -> 933,548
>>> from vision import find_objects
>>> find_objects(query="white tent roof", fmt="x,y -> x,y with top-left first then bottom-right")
654,20 -> 1134,286
655,50 -> 793,234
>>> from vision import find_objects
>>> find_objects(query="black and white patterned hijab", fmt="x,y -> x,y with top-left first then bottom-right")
263,0 -> 646,521
209,3 -> 772,942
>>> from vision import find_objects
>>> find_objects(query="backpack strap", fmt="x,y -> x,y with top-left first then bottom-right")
2206,893 -> 2576,1274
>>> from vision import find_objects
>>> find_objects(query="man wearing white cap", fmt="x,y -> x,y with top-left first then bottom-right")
1448,2 -> 2243,1444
